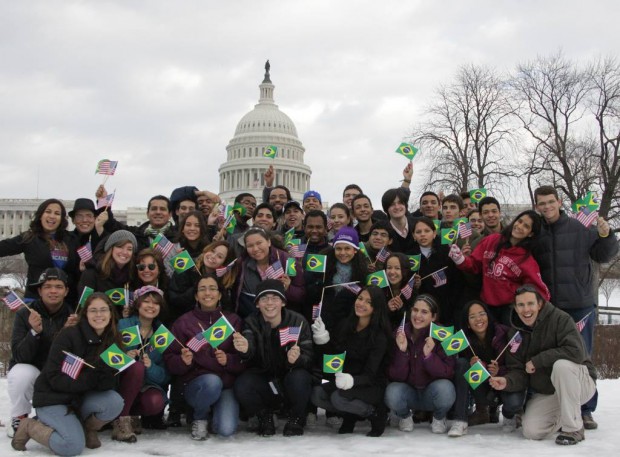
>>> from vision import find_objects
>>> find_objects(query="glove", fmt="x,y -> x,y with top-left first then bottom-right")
335,372 -> 354,390
448,243 -> 465,265
311,317 -> 330,345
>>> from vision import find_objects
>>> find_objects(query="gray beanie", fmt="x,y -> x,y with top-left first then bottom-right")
104,230 -> 138,253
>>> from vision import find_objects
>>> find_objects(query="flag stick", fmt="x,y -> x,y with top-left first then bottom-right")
62,350 -> 96,369
295,321 -> 303,346
102,174 -> 110,186
102,188 -> 116,212
388,284 -> 394,298
420,266 -> 448,281
324,281 -> 360,289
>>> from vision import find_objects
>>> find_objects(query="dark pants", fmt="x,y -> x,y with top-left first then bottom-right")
234,369 -> 312,419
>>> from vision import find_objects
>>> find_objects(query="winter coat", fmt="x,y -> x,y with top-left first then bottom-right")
533,211 -> 619,310
457,233 -> 550,306
78,263 -> 131,318
10,300 -> 72,370
388,214 -> 418,254
241,308 -> 313,377
167,268 -> 201,321
388,324 -> 455,389
165,307 -> 244,388
503,301 -> 596,395
460,322 -> 510,376
32,318 -> 118,408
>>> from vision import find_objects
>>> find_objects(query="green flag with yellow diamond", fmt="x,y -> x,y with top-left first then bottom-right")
366,270 -> 389,288
150,324 -> 174,353
432,219 -> 441,231
441,228 -> 457,245
323,352 -> 346,373
441,329 -> 470,356
105,288 -> 127,306
464,361 -> 491,390
100,343 -> 136,372
120,325 -> 141,348
286,258 -> 297,276
469,188 -> 487,203
408,254 -> 421,272
263,145 -> 277,158
170,250 -> 195,274
78,286 -> 94,308
395,142 -> 418,160
306,254 -> 327,273
204,316 -> 234,348
430,322 -> 454,341
452,218 -> 468,228
358,242 -> 370,259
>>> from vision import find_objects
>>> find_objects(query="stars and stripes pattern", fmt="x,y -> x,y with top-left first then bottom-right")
187,332 -> 208,352
95,160 -> 118,175
61,352 -> 86,380
153,234 -> 175,258
279,326 -> 301,346
312,303 -> 322,320
2,291 -> 25,311
508,332 -> 522,353
397,312 -> 406,334
457,222 -> 473,238
264,260 -> 284,279
401,276 -> 415,299
77,242 -> 93,263
576,312 -> 592,333
96,192 -> 115,210
431,270 -> 448,288
573,207 -> 598,228
288,244 -> 307,259
216,259 -> 237,278
375,247 -> 390,263
342,283 -> 362,295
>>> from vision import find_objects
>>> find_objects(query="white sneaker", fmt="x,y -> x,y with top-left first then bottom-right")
431,417 -> 448,434
502,416 -> 516,433
448,420 -> 468,437
306,412 -> 317,426
398,415 -> 414,432
191,420 -> 208,441
326,416 -> 343,428
7,417 -> 23,438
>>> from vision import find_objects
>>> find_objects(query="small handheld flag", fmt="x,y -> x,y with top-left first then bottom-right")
430,322 -> 454,341
2,291 -> 26,311
441,329 -> 470,356
452,217 -> 468,227
323,353 -> 346,373
187,331 -> 208,352
95,159 -> 118,176
279,326 -> 301,346
77,287 -> 94,309
464,361 -> 491,390
151,233 -> 175,258
77,243 -> 93,263
573,207 -> 598,228
395,142 -> 418,160
120,325 -> 141,348
150,325 -> 174,353
397,312 -> 406,334
100,343 -> 135,372
170,251 -> 196,274
358,242 -> 370,259
401,276 -> 415,299
469,188 -> 487,203
286,258 -> 297,276
306,254 -> 327,273
216,259 -> 237,278
408,254 -> 421,272
576,312 -> 592,333
61,352 -> 87,380
375,247 -> 390,263
263,145 -> 278,158
264,260 -> 285,279
457,222 -> 473,239
441,228 -> 457,245
366,270 -> 389,288
342,282 -> 362,295
431,269 -> 448,288
509,332 -> 522,353
311,303 -> 322,320
284,228 -> 295,245
204,316 -> 235,348
105,288 -> 127,306
232,203 -> 247,217
97,192 -> 115,210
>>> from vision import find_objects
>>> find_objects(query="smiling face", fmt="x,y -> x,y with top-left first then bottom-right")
420,195 -> 440,219
386,256 -> 403,286
112,241 -> 134,267
203,245 -> 228,270
195,277 -> 221,311
245,233 -> 271,263
334,243 -> 356,264
330,207 -> 350,232
343,188 -> 361,208
515,291 -> 543,327
388,197 -> 407,219
269,189 -> 288,212
303,196 -> 321,212
257,293 -> 284,326
410,300 -> 436,330
468,211 -> 484,234
511,215 -> 534,243
182,215 -> 201,242
39,279 -> 69,310
369,228 -> 390,250
41,203 -> 63,233
253,207 -> 276,230
467,303 -> 489,338
147,199 -> 171,229
197,195 -> 215,216
137,255 -> 159,285
413,221 -> 436,248
137,295 -> 161,320
481,203 -> 501,232
284,206 -> 304,230
352,197 -> 373,223
354,290 -> 374,319
86,298 -> 112,335
535,193 -> 562,224
305,215 -> 327,244
72,209 -> 95,234
176,200 -> 196,220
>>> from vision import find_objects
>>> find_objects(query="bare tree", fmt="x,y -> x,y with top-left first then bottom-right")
411,64 -> 518,195
0,255 -> 28,291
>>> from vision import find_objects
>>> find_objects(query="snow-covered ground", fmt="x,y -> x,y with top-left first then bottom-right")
1,378 -> 618,457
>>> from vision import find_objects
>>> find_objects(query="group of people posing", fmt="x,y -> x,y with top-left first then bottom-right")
2,163 -> 618,455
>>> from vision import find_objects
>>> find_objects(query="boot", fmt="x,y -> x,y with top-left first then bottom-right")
112,416 -> 137,443
366,405 -> 388,437
338,414 -> 357,434
142,411 -> 167,430
130,416 -> 142,435
468,404 -> 490,426
11,418 -> 53,451
84,415 -> 109,449
257,410 -> 275,437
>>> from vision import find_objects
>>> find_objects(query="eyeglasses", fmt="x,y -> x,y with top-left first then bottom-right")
468,311 -> 488,320
137,263 -> 157,271
87,307 -> 110,315
258,295 -> 282,304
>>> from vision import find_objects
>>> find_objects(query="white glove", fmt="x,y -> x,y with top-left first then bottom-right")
448,243 -> 465,265
335,372 -> 354,390
311,317 -> 330,344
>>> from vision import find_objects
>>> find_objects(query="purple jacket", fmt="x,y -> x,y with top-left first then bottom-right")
164,308 -> 244,388
388,324 -> 455,389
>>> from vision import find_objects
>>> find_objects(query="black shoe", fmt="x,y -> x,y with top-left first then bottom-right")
142,412 -> 168,430
258,410 -> 275,437
489,406 -> 499,424
366,405 -> 388,437
165,411 -> 182,428
338,414 -> 357,434
582,413 -> 598,430
283,417 -> 304,437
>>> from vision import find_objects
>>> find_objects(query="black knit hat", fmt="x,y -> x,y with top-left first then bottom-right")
254,279 -> 287,305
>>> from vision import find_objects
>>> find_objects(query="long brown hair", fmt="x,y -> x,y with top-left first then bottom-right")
99,240 -> 135,281
22,198 -> 69,244
79,292 -> 123,353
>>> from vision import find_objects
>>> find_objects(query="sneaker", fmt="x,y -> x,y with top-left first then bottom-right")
502,416 -> 517,433
283,417 -> 304,437
326,416 -> 343,428
7,416 -> 25,439
556,427 -> 585,445
448,420 -> 468,437
398,415 -> 414,432
306,412 -> 317,426
431,417 -> 447,434
582,413 -> 598,430
190,420 -> 208,441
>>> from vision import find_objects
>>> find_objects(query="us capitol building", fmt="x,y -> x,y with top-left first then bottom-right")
218,61 -> 312,203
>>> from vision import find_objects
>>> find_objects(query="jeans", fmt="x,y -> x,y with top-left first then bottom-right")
385,380 -> 455,420
185,374 -> 239,437
563,305 -> 597,414
234,369 -> 312,419
311,386 -> 374,417
36,390 -> 123,457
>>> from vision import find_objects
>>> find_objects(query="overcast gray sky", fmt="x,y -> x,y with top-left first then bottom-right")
1,0 -> 617,210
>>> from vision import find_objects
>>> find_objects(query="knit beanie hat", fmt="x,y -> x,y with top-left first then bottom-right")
104,230 -> 138,253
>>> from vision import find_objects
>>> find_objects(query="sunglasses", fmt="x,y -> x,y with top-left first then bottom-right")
137,263 -> 157,272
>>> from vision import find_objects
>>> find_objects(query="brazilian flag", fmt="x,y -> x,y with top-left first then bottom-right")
286,258 -> 297,277
120,325 -> 141,348
441,330 -> 470,356
150,324 -> 174,353
78,286 -> 94,308
170,250 -> 195,274
323,353 -> 346,373
232,203 -> 247,217
572,191 -> 600,213
452,217 -> 468,228
430,322 -> 454,341
100,343 -> 135,372
263,145 -> 277,158
395,142 -> 418,160
408,254 -> 421,272
464,361 -> 491,390
284,228 -> 295,245
366,270 -> 389,288
358,242 -> 370,259
441,228 -> 457,245
105,288 -> 126,306
469,188 -> 487,203
205,316 -> 234,348
432,219 -> 441,231
286,237 -> 301,249
306,254 -> 327,273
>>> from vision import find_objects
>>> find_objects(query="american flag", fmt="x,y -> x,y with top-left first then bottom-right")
508,331 -> 522,353
2,291 -> 25,311
375,247 -> 390,263
95,159 -> 118,176
265,260 -> 284,279
288,244 -> 307,259
187,332 -> 208,352
96,192 -> 115,210
574,207 -> 598,228
576,312 -> 592,333
153,234 -> 175,258
61,352 -> 86,380
401,276 -> 415,299
431,270 -> 447,288
312,303 -> 322,320
216,259 -> 237,278
279,326 -> 301,346
458,222 -> 473,238
77,242 -> 93,263
397,312 -> 406,334
342,283 -> 362,295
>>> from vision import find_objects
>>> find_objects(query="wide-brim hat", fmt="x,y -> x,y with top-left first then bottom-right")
68,198 -> 104,218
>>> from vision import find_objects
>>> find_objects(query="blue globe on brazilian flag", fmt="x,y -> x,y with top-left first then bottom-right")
323,353 -> 346,373
395,142 -> 418,160
464,361 -> 490,390
150,324 -> 174,353
170,250 -> 195,273
441,329 -> 470,356
100,343 -> 135,372
205,316 -> 235,348
120,325 -> 141,348
263,145 -> 277,158
430,322 -> 454,341
366,270 -> 389,288
306,254 -> 326,273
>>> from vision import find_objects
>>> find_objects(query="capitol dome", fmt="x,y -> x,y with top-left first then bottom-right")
218,61 -> 312,203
